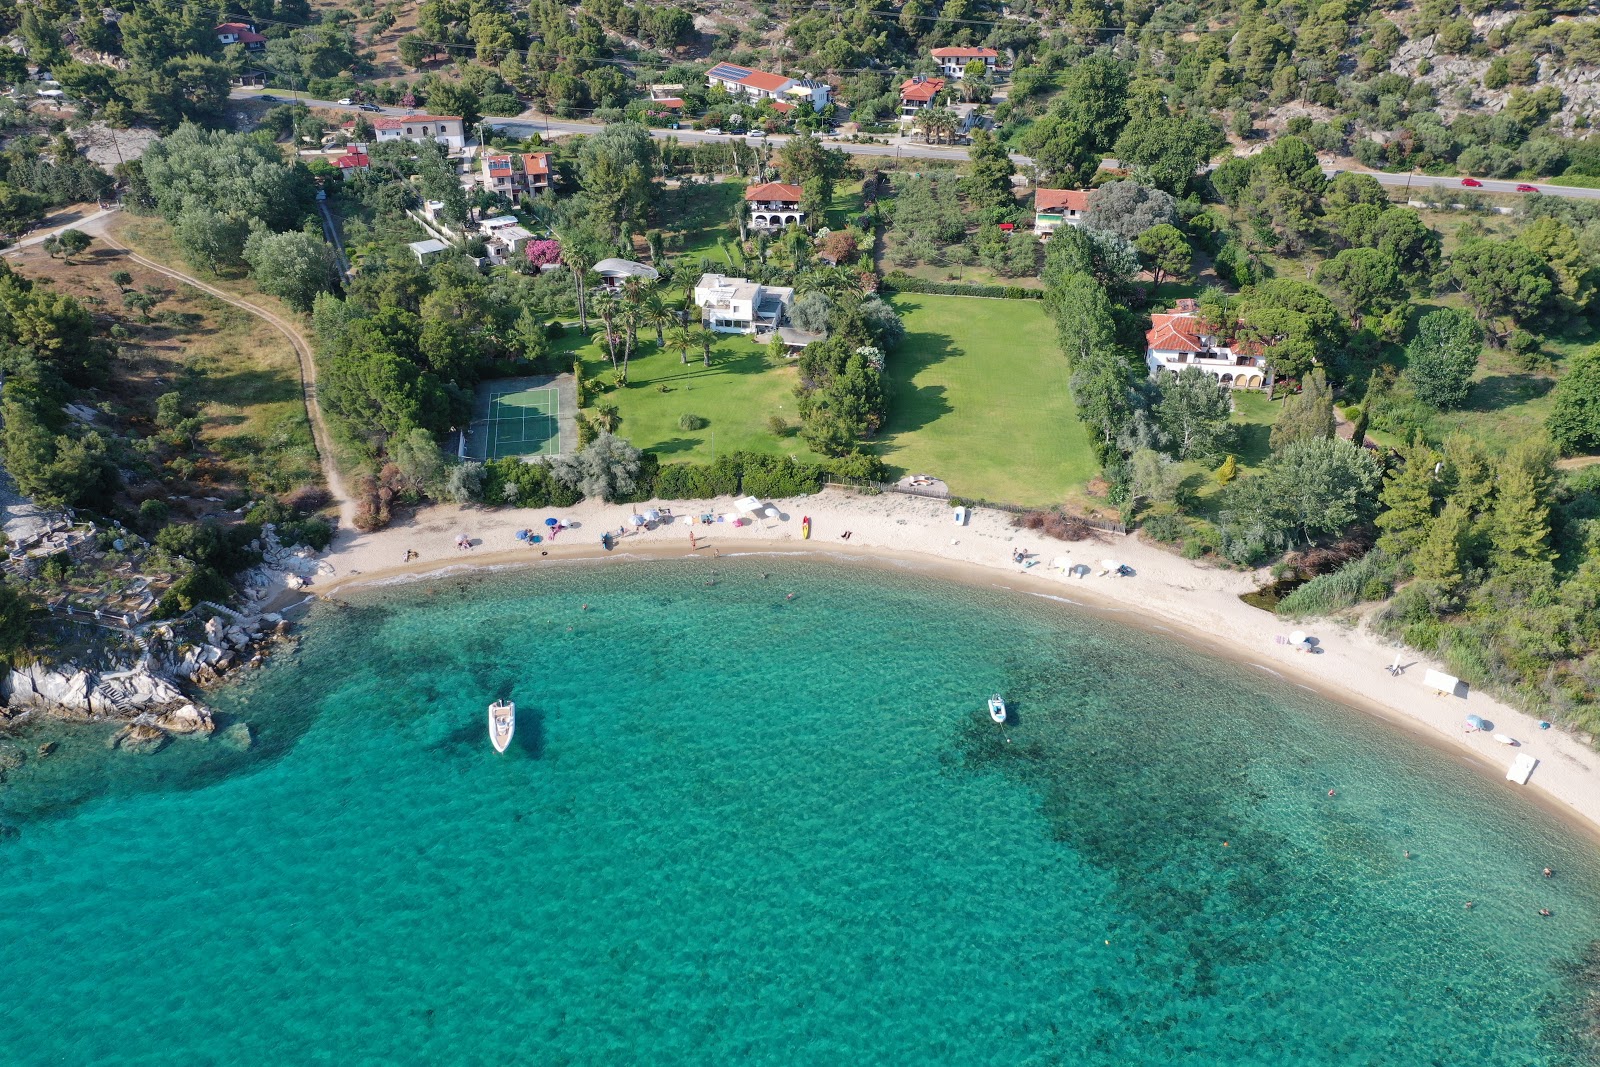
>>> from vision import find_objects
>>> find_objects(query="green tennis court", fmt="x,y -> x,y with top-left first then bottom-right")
465,384 -> 562,460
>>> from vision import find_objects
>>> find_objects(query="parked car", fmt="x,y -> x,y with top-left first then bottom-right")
1516,183 -> 1540,193
704,128 -> 722,135
747,130 -> 766,139
1460,178 -> 1482,187
359,103 -> 382,112
259,94 -> 278,102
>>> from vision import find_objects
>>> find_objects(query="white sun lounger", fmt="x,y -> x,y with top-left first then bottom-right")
1506,752 -> 1538,785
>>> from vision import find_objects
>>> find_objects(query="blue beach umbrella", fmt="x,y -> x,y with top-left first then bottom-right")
545,517 -> 559,527
1466,715 -> 1488,731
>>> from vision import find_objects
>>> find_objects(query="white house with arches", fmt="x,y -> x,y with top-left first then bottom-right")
745,182 -> 805,231
1145,299 -> 1272,390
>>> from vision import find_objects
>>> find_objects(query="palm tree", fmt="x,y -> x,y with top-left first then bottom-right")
639,288 -> 676,346
690,325 -> 717,368
558,233 -> 595,330
666,324 -> 694,365
590,290 -> 620,368
797,265 -> 864,299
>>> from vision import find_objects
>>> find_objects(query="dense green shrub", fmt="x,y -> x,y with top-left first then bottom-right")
153,569 -> 235,619
1276,549 -> 1400,618
1140,511 -> 1187,543
481,457 -> 583,508
880,273 -> 1044,300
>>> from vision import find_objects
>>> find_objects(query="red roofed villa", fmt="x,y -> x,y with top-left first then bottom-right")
899,76 -> 946,120
746,181 -> 805,230
332,148 -> 370,177
480,151 -> 553,196
930,46 -> 1000,78
372,114 -> 466,151
1033,188 -> 1090,238
1145,299 -> 1271,390
215,22 -> 267,50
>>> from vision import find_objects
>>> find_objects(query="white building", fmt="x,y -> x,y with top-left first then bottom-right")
479,215 -> 534,264
745,181 -> 804,231
1145,299 -> 1271,390
373,114 -> 466,151
705,63 -> 831,112
409,239 -> 449,264
930,46 -> 1000,78
593,259 -> 660,290
1033,188 -> 1090,238
693,273 -> 794,335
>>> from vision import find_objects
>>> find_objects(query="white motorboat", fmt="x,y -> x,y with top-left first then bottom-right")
988,694 -> 1007,724
488,700 -> 515,753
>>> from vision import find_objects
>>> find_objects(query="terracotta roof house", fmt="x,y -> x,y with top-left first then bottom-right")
705,63 -> 831,111
480,151 -> 553,195
215,22 -> 267,50
1145,299 -> 1271,390
899,75 -> 946,120
930,46 -> 1000,78
372,114 -> 466,151
1033,188 -> 1090,238
745,181 -> 805,230
332,148 -> 370,177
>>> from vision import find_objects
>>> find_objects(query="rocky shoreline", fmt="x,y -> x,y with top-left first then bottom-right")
0,523 -> 322,760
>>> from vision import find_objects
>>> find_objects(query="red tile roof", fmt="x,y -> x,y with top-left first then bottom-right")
215,23 -> 266,44
746,182 -> 804,202
522,152 -> 551,175
930,47 -> 999,58
373,115 -> 461,131
1035,188 -> 1090,213
899,77 -> 946,102
1146,314 -> 1204,353
485,154 -> 514,174
651,97 -> 685,109
334,150 -> 370,170
771,100 -> 795,114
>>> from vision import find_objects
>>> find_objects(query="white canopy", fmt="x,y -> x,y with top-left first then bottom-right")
1289,630 -> 1308,645
1424,669 -> 1463,696
733,495 -> 763,514
1052,556 -> 1072,571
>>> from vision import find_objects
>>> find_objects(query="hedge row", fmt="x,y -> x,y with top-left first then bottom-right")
880,273 -> 1045,300
652,452 -> 831,501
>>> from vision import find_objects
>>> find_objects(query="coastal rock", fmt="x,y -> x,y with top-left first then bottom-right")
111,723 -> 166,753
219,722 -> 253,751
3,665 -> 93,712
156,702 -> 214,735
205,617 -> 226,645
0,741 -> 24,773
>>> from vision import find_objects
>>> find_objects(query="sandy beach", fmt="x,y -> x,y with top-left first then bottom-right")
314,488 -> 1600,838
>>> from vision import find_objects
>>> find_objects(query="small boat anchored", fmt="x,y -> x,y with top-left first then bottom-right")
988,694 -> 1007,724
488,700 -> 515,753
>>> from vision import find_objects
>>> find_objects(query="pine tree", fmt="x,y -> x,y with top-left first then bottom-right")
1269,368 -> 1335,451
1488,441 -> 1556,579
1412,500 -> 1469,592
1441,434 -> 1494,521
1374,437 -> 1441,556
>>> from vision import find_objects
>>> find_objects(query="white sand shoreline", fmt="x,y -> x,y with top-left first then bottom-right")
313,488 -> 1600,840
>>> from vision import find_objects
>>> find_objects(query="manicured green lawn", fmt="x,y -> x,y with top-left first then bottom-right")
875,295 -> 1097,505
561,332 -> 820,464
657,179 -> 743,263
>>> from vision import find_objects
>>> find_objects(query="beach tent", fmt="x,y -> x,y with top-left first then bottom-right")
1424,669 -> 1464,697
734,495 -> 763,515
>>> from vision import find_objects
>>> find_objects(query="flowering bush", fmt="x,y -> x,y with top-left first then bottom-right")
525,239 -> 561,267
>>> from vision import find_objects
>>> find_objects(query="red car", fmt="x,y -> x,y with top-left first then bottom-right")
1460,178 -> 1482,187
1517,183 -> 1540,193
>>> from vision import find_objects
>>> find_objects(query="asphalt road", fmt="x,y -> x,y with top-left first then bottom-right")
232,89 -> 1600,201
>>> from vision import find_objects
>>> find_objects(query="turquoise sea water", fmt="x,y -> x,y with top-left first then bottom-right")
2,557 -> 1599,1065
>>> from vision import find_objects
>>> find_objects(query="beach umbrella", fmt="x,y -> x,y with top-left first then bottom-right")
642,508 -> 661,522
631,514 -> 646,526
1289,630 -> 1308,645
1101,559 -> 1120,572
1466,714 -> 1488,731
544,517 -> 558,527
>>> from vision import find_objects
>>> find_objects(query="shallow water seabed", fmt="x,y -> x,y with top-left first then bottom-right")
1,557 -> 1598,1066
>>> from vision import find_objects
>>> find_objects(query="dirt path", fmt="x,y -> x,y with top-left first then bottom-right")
78,212 -> 358,531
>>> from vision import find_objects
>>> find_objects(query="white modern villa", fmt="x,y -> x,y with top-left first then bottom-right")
693,274 -> 794,335
1145,299 -> 1272,390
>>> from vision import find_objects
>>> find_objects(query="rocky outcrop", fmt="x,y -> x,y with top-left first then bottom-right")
155,702 -> 214,735
219,722 -> 253,751
109,721 -> 167,753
